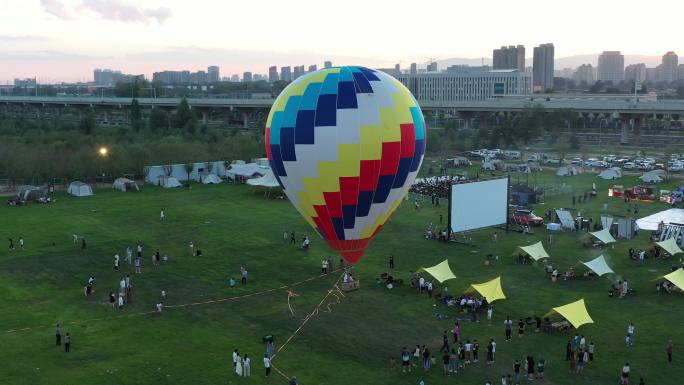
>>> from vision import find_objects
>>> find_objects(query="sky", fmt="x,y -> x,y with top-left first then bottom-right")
1,0 -> 683,83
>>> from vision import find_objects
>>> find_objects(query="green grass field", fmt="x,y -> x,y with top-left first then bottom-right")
2,166 -> 683,385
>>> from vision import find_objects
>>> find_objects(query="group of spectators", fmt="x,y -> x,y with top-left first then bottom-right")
410,175 -> 469,199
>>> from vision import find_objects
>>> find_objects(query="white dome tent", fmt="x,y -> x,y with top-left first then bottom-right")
158,175 -> 182,188
67,181 -> 93,197
112,177 -> 140,192
202,174 -> 222,184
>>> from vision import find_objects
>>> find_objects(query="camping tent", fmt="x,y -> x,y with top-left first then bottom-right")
420,260 -> 457,283
518,241 -> 551,261
556,166 -> 580,177
589,228 -> 616,244
112,178 -> 139,192
598,167 -> 622,180
580,255 -> 614,276
466,276 -> 506,302
636,208 -> 684,231
227,163 -> 266,180
555,209 -> 576,230
544,299 -> 594,329
202,174 -> 222,184
17,185 -> 46,201
158,176 -> 181,188
662,268 -> 684,291
655,238 -> 683,256
639,171 -> 663,184
67,181 -> 93,197
246,169 -> 281,188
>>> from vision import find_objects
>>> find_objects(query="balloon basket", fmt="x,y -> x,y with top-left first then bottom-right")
340,280 -> 360,293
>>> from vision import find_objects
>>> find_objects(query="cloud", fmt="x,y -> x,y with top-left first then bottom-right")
0,50 -> 110,61
40,0 -> 74,19
0,35 -> 50,42
81,0 -> 172,24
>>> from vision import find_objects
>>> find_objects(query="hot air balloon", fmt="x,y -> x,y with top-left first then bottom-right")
265,66 -> 425,264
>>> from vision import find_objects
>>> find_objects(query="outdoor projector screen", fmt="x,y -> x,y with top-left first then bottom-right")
449,178 -> 509,233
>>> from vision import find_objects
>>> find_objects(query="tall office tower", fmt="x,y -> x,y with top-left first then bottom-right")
493,45 -> 525,71
410,63 -> 417,75
661,51 -> 679,82
207,66 -> 220,82
572,64 -> 595,85
324,61 -> 332,68
308,64 -> 317,72
280,66 -> 292,82
597,51 -> 625,84
624,63 -> 646,83
242,72 -> 253,82
394,63 -> 401,75
268,66 -> 279,82
532,43 -> 554,91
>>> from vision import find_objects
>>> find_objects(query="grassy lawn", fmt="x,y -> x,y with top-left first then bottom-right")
1,166 -> 683,385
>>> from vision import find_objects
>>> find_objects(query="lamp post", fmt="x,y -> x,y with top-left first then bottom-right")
98,147 -> 109,182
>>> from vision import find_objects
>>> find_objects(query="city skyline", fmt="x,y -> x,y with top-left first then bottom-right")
2,0 -> 684,83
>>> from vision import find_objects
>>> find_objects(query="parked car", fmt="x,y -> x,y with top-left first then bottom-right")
545,158 -> 562,165
604,155 -> 617,163
591,160 -> 608,168
503,150 -> 521,160
668,163 -> 684,172
584,158 -> 599,166
623,162 -> 636,170
512,209 -> 544,226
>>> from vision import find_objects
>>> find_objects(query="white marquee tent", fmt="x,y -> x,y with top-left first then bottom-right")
598,167 -> 622,180
158,176 -> 182,188
67,181 -> 93,196
246,169 -> 281,188
112,178 -> 139,192
227,163 -> 266,180
636,208 -> 684,231
580,255 -> 615,276
202,174 -> 222,184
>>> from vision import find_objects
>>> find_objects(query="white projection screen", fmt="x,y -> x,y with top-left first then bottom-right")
449,178 -> 509,233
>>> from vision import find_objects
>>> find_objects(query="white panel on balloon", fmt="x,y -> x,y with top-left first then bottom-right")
450,178 -> 509,233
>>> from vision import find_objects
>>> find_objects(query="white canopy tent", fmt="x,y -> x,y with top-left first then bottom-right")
227,163 -> 266,180
17,185 -> 46,201
580,255 -> 615,276
158,176 -> 182,188
202,174 -> 222,184
112,178 -> 139,192
589,228 -> 617,244
639,171 -> 663,184
246,168 -> 281,188
636,208 -> 684,231
67,181 -> 93,196
557,166 -> 580,177
655,237 -> 684,256
598,167 -> 622,180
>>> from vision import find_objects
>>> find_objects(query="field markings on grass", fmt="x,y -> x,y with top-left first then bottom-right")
2,269 -> 341,334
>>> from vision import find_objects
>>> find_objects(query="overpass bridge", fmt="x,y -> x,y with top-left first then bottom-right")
2,95 -> 684,137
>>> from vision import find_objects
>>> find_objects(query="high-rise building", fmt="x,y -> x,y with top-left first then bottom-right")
597,51 -> 624,84
207,66 -> 220,82
679,64 -> 684,82
280,66 -> 292,82
14,78 -> 37,87
493,45 -> 525,71
152,70 -> 191,84
308,64 -> 317,72
426,61 -> 438,72
293,66 -> 302,79
572,64 -> 595,85
242,72 -> 253,82
230,74 -> 239,82
645,67 -> 659,82
94,68 -> 141,85
394,63 -> 401,75
661,51 -> 679,82
532,43 -> 554,91
410,63 -> 417,75
625,63 -> 647,83
268,66 -> 279,82
324,61 -> 332,68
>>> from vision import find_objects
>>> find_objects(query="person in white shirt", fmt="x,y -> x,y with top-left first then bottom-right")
156,302 -> 163,312
487,306 -> 494,325
114,254 -> 120,271
118,294 -> 124,308
19,237 -> 24,249
119,278 -> 126,291
263,354 -> 271,376
418,277 -> 425,292
626,322 -> 635,346
125,247 -> 132,264
621,363 -> 630,384
160,208 -> 165,221
243,355 -> 251,377
232,350 -> 238,368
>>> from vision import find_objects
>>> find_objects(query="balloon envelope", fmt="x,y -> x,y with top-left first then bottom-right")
265,66 -> 425,264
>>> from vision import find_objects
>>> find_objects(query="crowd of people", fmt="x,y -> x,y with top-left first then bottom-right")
409,175 -> 468,199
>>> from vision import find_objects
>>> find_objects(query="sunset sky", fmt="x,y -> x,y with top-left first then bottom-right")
1,0 -> 683,83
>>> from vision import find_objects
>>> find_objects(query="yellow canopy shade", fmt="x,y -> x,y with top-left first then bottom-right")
544,298 -> 594,329
518,241 -> 550,261
655,238 -> 683,256
420,259 -> 457,283
467,276 -> 506,302
589,228 -> 616,244
662,268 -> 684,291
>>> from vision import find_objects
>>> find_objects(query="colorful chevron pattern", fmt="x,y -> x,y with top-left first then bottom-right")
265,66 -> 425,264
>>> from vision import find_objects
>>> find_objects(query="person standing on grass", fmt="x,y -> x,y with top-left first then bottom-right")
264,354 -> 271,376
241,267 -> 248,285
136,243 -> 142,259
19,237 -> 24,250
243,355 -> 251,377
389,255 -> 394,269
440,331 -> 449,353
473,339 -> 480,363
517,318 -> 525,339
235,353 -> 243,376
64,333 -> 71,352
504,316 -> 513,341
453,322 -> 460,343
442,350 -> 450,375
289,232 -> 296,245
667,340 -> 673,362
134,257 -> 141,274
160,208 -> 165,221
266,339 -> 274,359
486,339 -> 495,364
487,305 -> 493,325
401,347 -> 411,373
125,247 -> 132,264
627,322 -> 635,346
536,355 -> 546,379
413,345 -> 421,368
114,254 -> 120,271
8,238 -> 14,250
232,349 -> 238,369
422,346 -> 431,372
109,292 -> 116,309
427,280 -> 434,298
81,237 -> 87,249
513,359 -> 521,385
621,363 -> 630,385
588,341 -> 595,362
55,324 -> 61,346
576,350 -> 584,374
449,348 -> 458,374
464,339 -> 472,364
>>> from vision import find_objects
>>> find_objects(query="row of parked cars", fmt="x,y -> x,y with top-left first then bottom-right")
466,149 -> 521,160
